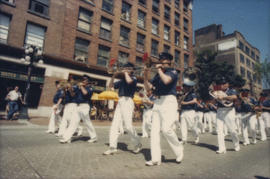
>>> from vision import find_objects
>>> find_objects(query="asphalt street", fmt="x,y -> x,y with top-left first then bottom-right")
0,121 -> 269,179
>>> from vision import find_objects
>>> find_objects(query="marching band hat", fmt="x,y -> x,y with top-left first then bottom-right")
123,62 -> 135,69
83,74 -> 91,81
216,76 -> 228,85
159,52 -> 173,61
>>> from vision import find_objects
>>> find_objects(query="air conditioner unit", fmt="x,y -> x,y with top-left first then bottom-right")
75,56 -> 86,63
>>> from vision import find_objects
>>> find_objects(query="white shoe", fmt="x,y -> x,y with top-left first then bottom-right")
55,133 -> 63,138
251,139 -> 257,144
243,141 -> 250,146
59,139 -> 71,144
88,138 -> 97,143
103,148 -> 117,155
145,161 -> 161,166
194,137 -> 199,144
176,144 -> 184,163
235,146 -> 240,152
142,135 -> 148,138
216,150 -> 226,154
260,138 -> 266,141
45,130 -> 53,134
133,143 -> 142,154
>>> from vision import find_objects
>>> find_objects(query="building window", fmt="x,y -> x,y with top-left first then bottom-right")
184,54 -> 189,68
175,50 -> 180,67
97,45 -> 110,67
246,58 -> 250,67
164,44 -> 170,53
102,0 -> 114,13
137,10 -> 146,29
239,41 -> 244,50
119,25 -> 130,47
136,33 -> 145,52
100,17 -> 112,41
184,36 -> 189,50
252,62 -> 255,70
175,12 -> 180,27
247,71 -> 252,80
25,23 -> 46,49
135,56 -> 143,76
83,0 -> 95,5
138,0 -> 146,6
74,38 -> 89,63
175,0 -> 180,9
245,46 -> 250,55
77,8 -> 93,33
184,18 -> 188,32
175,30 -> 180,46
2,0 -> 15,4
164,5 -> 170,21
164,25 -> 170,41
251,51 -> 255,59
0,13 -> 11,44
152,0 -> 159,14
240,53 -> 245,64
118,51 -> 129,65
183,0 -> 188,12
256,55 -> 259,61
151,39 -> 159,57
152,18 -> 159,35
29,0 -> 50,16
121,1 -> 131,22
240,66 -> 245,77
253,74 -> 257,83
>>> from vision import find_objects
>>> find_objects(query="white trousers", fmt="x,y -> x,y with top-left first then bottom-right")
151,95 -> 183,162
63,103 -> 97,141
216,107 -> 239,151
235,112 -> 242,134
47,104 -> 63,132
58,103 -> 82,136
204,111 -> 215,133
142,108 -> 152,137
109,97 -> 140,149
258,112 -> 270,140
241,112 -> 257,143
181,109 -> 199,141
195,111 -> 204,133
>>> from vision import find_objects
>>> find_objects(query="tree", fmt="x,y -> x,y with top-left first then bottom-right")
254,57 -> 270,89
194,50 -> 246,100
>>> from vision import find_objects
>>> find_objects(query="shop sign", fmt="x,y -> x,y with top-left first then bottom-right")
0,71 -> 44,83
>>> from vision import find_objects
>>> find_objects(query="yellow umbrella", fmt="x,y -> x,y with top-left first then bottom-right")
98,90 -> 119,100
91,92 -> 99,100
133,94 -> 142,104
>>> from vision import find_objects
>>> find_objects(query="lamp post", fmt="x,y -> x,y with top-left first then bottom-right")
19,45 -> 43,120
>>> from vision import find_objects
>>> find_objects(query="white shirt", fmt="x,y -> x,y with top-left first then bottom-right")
7,90 -> 22,101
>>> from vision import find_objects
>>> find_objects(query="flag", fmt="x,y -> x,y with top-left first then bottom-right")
142,52 -> 149,62
109,58 -> 117,67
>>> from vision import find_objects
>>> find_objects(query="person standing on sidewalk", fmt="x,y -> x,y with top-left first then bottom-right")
103,62 -> 142,155
46,81 -> 64,133
60,75 -> 97,143
6,86 -> 24,120
144,52 -> 184,166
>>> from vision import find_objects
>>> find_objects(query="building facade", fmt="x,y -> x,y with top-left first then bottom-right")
0,0 -> 193,116
194,24 -> 262,96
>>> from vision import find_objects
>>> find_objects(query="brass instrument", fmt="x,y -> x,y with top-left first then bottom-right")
182,67 -> 200,87
209,89 -> 233,107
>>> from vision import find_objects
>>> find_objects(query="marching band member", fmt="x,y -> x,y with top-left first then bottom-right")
60,75 -> 97,143
180,83 -> 199,144
258,92 -> 270,141
144,52 -> 184,166
141,90 -> 155,138
239,89 -> 258,145
195,97 -> 205,134
103,62 -> 142,155
204,98 -> 217,133
46,81 -> 64,134
213,77 -> 240,154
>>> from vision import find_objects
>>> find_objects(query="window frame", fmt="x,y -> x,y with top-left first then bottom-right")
77,7 -> 93,33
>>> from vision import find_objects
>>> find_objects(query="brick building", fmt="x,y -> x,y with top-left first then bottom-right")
0,0 -> 193,116
194,24 -> 262,96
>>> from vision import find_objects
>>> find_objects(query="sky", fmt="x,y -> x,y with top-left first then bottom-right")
192,0 -> 270,62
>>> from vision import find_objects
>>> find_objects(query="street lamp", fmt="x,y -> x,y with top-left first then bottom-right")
19,45 -> 43,120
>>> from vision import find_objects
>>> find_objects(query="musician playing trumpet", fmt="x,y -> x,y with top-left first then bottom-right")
144,52 -> 183,166
212,77 -> 240,154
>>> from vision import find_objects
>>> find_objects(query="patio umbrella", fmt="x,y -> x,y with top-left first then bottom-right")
133,94 -> 142,104
98,90 -> 119,100
91,92 -> 99,100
